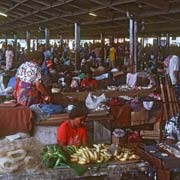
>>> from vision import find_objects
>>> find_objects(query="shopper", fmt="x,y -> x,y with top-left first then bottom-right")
13,51 -> 51,106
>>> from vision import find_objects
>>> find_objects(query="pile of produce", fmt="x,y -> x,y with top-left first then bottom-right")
42,144 -> 140,168
70,145 -> 140,165
70,144 -> 112,164
113,147 -> 140,161
42,145 -> 68,168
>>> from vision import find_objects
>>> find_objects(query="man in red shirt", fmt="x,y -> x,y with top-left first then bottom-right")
80,71 -> 97,91
57,104 -> 88,147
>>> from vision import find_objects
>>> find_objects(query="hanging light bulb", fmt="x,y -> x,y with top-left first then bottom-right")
0,12 -> 7,17
88,12 -> 97,17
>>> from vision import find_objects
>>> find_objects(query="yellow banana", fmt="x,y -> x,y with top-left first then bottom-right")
70,157 -> 78,162
93,151 -> 98,161
87,150 -> 94,161
78,160 -> 87,165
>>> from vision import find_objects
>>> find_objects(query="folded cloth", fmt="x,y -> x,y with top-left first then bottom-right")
39,104 -> 64,115
30,104 -> 50,121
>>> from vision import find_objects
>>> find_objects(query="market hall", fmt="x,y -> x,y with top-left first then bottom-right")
0,0 -> 180,179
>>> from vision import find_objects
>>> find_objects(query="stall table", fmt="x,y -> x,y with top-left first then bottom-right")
34,111 -> 114,145
0,160 -> 149,180
0,104 -> 33,137
137,144 -> 180,180
61,88 -> 155,101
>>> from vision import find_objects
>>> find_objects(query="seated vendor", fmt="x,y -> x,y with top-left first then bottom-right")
13,51 -> 51,106
107,71 -> 126,87
80,70 -> 97,91
57,104 -> 89,147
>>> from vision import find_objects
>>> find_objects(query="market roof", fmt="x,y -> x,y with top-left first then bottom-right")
0,0 -> 179,39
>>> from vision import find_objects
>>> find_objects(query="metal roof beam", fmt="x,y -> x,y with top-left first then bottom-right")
141,0 -> 170,10
31,0 -> 50,7
89,0 -> 126,14
6,0 -> 29,12
2,0 -> 75,25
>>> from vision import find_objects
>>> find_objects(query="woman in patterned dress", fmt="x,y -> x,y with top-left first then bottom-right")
13,51 -> 51,106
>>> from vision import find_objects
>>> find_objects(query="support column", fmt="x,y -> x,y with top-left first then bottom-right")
157,36 -> 161,47
100,32 -> 104,63
36,38 -> 39,50
5,34 -> 7,47
13,34 -> 17,62
133,20 -> 138,72
166,33 -> 170,49
13,34 -> 17,50
129,18 -> 138,72
74,22 -> 80,70
45,27 -> 50,47
129,18 -> 134,72
141,37 -> 144,47
26,31 -> 30,52
111,35 -> 115,44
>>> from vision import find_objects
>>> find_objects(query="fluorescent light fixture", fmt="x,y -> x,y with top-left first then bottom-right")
89,12 -> 97,17
0,12 -> 7,17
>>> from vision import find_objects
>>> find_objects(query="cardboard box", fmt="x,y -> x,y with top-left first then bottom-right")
131,110 -> 149,126
112,135 -> 126,145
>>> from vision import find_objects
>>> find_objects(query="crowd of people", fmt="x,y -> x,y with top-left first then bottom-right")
0,40 -> 180,146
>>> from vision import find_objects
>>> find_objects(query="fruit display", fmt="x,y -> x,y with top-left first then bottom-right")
70,144 -> 112,165
42,144 -> 140,168
113,147 -> 140,162
70,144 -> 140,165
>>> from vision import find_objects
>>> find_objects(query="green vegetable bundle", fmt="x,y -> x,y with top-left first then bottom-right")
42,145 -> 77,168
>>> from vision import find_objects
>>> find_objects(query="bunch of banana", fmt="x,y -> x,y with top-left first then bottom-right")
113,148 -> 140,162
70,144 -> 112,165
66,145 -> 77,155
93,144 -> 112,163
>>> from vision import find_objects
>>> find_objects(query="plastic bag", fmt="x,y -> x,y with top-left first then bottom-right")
85,92 -> 106,110
0,74 -> 5,94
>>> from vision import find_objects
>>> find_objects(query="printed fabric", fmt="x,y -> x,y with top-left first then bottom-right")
15,81 -> 41,106
165,115 -> 180,142
16,61 -> 41,84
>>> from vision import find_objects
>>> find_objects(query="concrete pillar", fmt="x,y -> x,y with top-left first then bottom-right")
26,31 -> 30,52
133,20 -> 138,72
129,18 -> 138,72
111,35 -> 115,44
166,33 -> 170,48
5,34 -> 7,47
74,22 -> 80,70
157,36 -> 161,47
13,34 -> 18,62
100,32 -> 104,63
36,38 -> 39,50
141,37 -> 144,47
13,34 -> 17,50
45,27 -> 50,47
129,18 -> 134,72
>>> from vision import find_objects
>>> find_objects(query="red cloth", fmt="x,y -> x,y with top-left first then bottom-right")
0,105 -> 32,136
57,121 -> 87,147
80,78 -> 97,90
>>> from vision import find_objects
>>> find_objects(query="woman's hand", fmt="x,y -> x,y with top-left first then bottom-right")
44,95 -> 52,103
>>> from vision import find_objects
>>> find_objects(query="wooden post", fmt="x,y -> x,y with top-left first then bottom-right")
159,77 -> 168,121
165,75 -> 173,117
